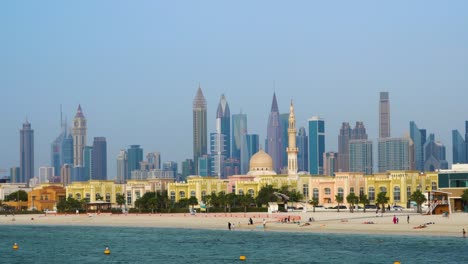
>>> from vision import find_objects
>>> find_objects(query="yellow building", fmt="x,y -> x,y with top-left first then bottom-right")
167,176 -> 228,203
27,184 -> 66,211
66,180 -> 124,205
125,178 -> 174,208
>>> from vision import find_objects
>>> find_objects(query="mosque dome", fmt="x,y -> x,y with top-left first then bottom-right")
248,149 -> 276,176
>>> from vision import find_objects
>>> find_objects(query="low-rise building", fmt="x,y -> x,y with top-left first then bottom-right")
27,184 -> 66,211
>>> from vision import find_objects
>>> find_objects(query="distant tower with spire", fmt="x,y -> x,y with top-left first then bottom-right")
73,105 -> 87,167
216,94 -> 231,158
193,86 -> 207,175
266,93 -> 282,172
20,119 -> 34,185
287,101 -> 298,177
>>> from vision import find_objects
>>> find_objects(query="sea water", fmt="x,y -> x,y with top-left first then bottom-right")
0,225 -> 467,263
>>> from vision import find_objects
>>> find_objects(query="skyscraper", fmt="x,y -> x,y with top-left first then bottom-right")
379,92 -> 390,138
452,130 -> 466,164
410,121 -> 425,172
378,137 -> 411,172
193,87 -> 207,175
51,107 -> 68,176
349,140 -> 373,175
116,149 -> 128,182
308,116 -> 325,175
231,113 -> 247,161
62,133 -> 74,165
198,155 -> 212,176
323,152 -> 338,176
92,137 -> 107,180
266,93 -> 283,172
73,105 -> 87,167
10,167 -> 20,183
83,146 -> 93,181
163,161 -> 178,177
181,159 -> 194,181
286,101 -> 298,177
60,164 -> 72,185
210,132 -> 225,178
352,121 -> 368,140
337,122 -> 352,172
245,134 -> 259,172
39,166 -> 54,184
127,145 -> 143,175
216,94 -> 231,158
20,120 -> 34,184
280,113 -> 289,170
297,127 -> 308,172
424,134 -> 448,171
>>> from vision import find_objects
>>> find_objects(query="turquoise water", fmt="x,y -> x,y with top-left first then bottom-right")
0,225 -> 467,263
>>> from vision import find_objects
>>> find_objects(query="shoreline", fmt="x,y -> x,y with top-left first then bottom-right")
1,211 -> 465,238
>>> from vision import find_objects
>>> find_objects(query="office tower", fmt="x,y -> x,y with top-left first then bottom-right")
210,132 -> 226,178
181,159 -> 194,181
266,93 -> 283,172
163,161 -> 178,177
352,121 -> 368,140
91,137 -> 107,180
39,166 -> 54,184
424,134 -> 448,171
245,134 -> 259,172
73,105 -> 87,166
127,145 -> 143,175
280,113 -> 289,170
379,92 -> 390,138
323,152 -> 338,176
10,167 -> 20,183
378,137 -> 411,172
224,158 -> 240,177
452,130 -> 466,164
308,117 -> 325,175
83,146 -> 93,181
71,166 -> 85,182
286,101 -> 298,177
62,133 -> 74,165
349,140 -> 373,175
60,164 -> 72,185
198,155 -> 212,176
337,122 -> 352,172
216,94 -> 231,158
232,113 -> 247,161
297,127 -> 308,172
51,107 -> 68,176
116,150 -> 128,182
410,121 -> 426,172
193,87 -> 207,175
146,152 -> 161,170
20,120 -> 34,184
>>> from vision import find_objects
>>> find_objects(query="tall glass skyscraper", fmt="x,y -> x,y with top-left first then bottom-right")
127,145 -> 143,175
410,121 -> 425,172
20,120 -> 34,184
297,127 -> 308,172
308,117 -> 325,175
338,122 -> 352,172
424,134 -> 448,171
245,134 -> 259,173
216,94 -> 231,158
92,137 -> 107,180
193,87 -> 207,175
379,92 -> 390,138
267,93 -> 282,172
116,149 -> 128,182
452,130 -> 466,164
378,137 -> 410,172
83,146 -> 93,181
73,105 -> 87,167
62,133 -> 74,165
349,140 -> 373,175
210,132 -> 226,178
231,113 -> 247,161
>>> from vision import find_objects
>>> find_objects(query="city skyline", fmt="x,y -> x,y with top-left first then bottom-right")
1,1 -> 468,178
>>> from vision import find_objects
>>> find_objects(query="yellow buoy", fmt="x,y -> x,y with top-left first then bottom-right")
13,243 -> 19,250
104,247 -> 111,255
394,261 -> 401,264
239,255 -> 246,261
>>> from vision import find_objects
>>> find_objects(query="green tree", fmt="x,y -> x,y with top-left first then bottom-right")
346,193 -> 359,213
238,194 -> 254,213
309,197 -> 319,212
188,196 -> 198,210
95,194 -> 104,201
335,194 -> 343,212
116,193 -> 126,209
410,190 -> 427,213
4,190 -> 28,202
462,189 -> 468,211
359,194 -> 369,213
226,193 -> 237,212
217,191 -> 228,212
376,192 -> 389,213
203,194 -> 212,213
288,190 -> 304,202
255,185 -> 277,207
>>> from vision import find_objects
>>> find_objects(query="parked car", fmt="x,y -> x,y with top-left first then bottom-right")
364,204 -> 377,209
392,205 -> 404,211
327,205 -> 347,210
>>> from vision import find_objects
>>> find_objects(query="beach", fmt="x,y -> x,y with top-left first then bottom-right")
1,210 -> 465,237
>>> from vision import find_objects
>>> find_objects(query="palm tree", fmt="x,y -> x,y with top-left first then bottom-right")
148,197 -> 158,213
217,192 -> 227,212
188,196 -> 198,211
376,192 -> 389,213
359,194 -> 369,213
203,194 -> 212,213
238,194 -> 254,213
346,193 -> 358,213
309,197 -> 319,212
462,189 -> 468,212
226,193 -> 236,213
410,190 -> 427,213
335,194 -> 343,212
116,193 -> 125,209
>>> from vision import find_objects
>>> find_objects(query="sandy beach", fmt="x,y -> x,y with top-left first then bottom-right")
1,211 -> 466,237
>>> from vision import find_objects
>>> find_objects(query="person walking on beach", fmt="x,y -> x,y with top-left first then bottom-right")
463,228 -> 466,238
228,222 -> 231,230
407,215 -> 410,224
249,218 -> 253,225
263,219 -> 266,229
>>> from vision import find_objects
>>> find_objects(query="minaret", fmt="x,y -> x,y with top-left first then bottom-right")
287,101 -> 298,177
73,104 -> 87,167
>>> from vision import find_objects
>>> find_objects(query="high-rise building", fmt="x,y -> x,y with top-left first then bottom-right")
50,107 -> 68,176
323,152 -> 338,176
116,150 -> 128,182
83,146 -> 93,181
39,166 -> 54,184
266,93 -> 283,172
452,130 -> 466,164
245,134 -> 259,172
424,134 -> 448,171
410,121 -> 425,172
146,152 -> 161,170
62,133 -> 74,165
280,113 -> 289,170
231,113 -> 247,162
92,137 -> 107,180
193,87 -> 207,175
216,94 -> 231,158
73,105 -> 87,167
352,121 -> 368,140
224,158 -> 240,177
60,164 -> 72,185
286,101 -> 298,177
127,145 -> 143,175
163,161 -> 178,177
308,117 -> 325,175
378,137 -> 411,172
20,120 -> 34,184
198,155 -> 212,176
210,132 -> 226,178
10,167 -> 20,183
181,159 -> 194,181
379,92 -> 390,138
349,140 -> 373,175
337,122 -> 352,172
297,127 -> 308,172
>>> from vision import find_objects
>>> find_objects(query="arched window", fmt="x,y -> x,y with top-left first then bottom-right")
238,189 -> 244,195
190,191 -> 196,197
303,184 -> 309,197
350,187 -> 355,194
379,186 -> 387,193
201,191 -> 206,201
432,182 -> 437,190
170,191 -> 176,201
76,193 -> 82,200
407,186 -> 411,200
337,188 -> 344,198
359,187 -> 364,197
393,186 -> 400,202
313,188 -> 319,200
95,193 -> 101,201
126,191 -> 131,204
368,187 -> 375,201
105,193 -> 111,202
324,188 -> 331,195
179,191 -> 186,198
248,189 -> 255,196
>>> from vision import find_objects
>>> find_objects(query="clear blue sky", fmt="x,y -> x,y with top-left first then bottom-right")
1,1 -> 467,178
